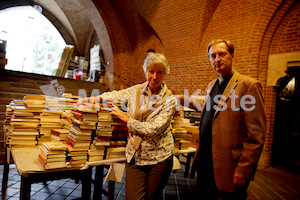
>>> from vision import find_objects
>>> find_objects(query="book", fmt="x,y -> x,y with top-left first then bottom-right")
39,153 -> 66,162
43,142 -> 67,151
10,135 -> 37,140
38,154 -> 66,169
88,155 -> 104,162
93,138 -> 111,146
40,146 -> 66,157
9,140 -> 37,145
65,135 -> 91,149
179,140 -> 191,150
51,129 -> 70,136
55,45 -> 74,77
107,147 -> 126,154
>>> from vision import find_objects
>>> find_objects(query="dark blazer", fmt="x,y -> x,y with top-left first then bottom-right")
193,71 -> 266,192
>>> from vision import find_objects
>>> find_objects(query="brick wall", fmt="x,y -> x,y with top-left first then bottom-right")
91,0 -> 300,168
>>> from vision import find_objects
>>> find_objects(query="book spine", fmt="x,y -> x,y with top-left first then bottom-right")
66,135 -> 76,147
38,154 -> 46,167
51,130 -> 60,136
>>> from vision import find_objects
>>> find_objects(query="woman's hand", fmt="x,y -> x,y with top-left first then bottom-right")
77,96 -> 102,106
110,105 -> 130,123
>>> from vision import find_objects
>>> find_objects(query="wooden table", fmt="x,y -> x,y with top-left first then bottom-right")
82,157 -> 127,200
2,147 -> 92,200
2,146 -> 197,200
174,147 -> 197,178
84,146 -> 196,200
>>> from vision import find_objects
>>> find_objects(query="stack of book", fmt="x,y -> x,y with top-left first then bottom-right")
106,146 -> 126,159
179,140 -> 191,150
23,95 -> 46,114
45,97 -> 62,111
65,126 -> 91,167
71,104 -> 98,130
96,103 -> 128,153
172,128 -> 187,149
39,110 -> 63,144
111,121 -> 128,142
63,93 -> 80,100
66,127 -> 92,150
4,99 -> 26,143
9,105 -> 39,147
65,105 -> 98,167
92,137 -> 111,147
58,97 -> 78,111
60,110 -> 73,130
97,108 -> 114,137
38,142 -> 67,170
45,96 -> 77,111
65,146 -> 89,168
4,103 -> 13,130
63,93 -> 74,98
51,128 -> 69,142
88,143 -> 105,162
171,110 -> 182,128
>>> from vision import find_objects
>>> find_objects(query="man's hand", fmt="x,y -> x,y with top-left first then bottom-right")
110,105 -> 130,123
233,173 -> 248,186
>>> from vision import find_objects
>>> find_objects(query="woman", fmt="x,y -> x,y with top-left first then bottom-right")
78,52 -> 177,199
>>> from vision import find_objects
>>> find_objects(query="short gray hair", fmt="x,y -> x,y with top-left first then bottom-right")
142,52 -> 170,75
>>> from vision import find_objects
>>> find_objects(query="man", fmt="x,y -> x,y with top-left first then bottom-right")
188,39 -> 266,199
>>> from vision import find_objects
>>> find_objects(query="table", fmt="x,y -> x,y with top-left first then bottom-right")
174,147 -> 197,178
2,147 -> 92,200
83,147 -> 196,200
82,157 -> 127,200
2,147 -> 196,200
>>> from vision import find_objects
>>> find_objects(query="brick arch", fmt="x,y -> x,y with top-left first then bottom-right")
79,0 -> 160,89
254,0 -> 297,92
270,1 -> 300,54
250,0 -> 298,168
77,0 -> 117,88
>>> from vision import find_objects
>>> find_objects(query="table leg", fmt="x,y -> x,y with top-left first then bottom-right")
2,147 -> 9,188
20,175 -> 31,200
184,153 -> 192,178
2,147 -> 10,199
93,166 -> 104,200
107,180 -> 115,200
81,167 -> 92,200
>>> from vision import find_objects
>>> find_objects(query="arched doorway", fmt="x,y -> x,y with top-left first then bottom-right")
272,63 -> 300,171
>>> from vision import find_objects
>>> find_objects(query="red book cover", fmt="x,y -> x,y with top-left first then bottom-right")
66,135 -> 76,147
51,129 -> 69,136
38,154 -> 46,167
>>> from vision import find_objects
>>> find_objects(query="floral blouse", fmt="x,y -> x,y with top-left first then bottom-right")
99,82 -> 177,165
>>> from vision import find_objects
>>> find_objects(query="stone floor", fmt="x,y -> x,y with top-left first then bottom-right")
0,161 -> 197,200
0,162 -> 299,200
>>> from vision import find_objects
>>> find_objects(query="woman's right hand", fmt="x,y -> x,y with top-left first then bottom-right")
76,96 -> 102,105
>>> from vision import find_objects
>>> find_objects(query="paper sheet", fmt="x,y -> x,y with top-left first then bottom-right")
103,163 -> 125,184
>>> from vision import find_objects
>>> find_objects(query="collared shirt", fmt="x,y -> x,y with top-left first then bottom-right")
99,82 -> 176,165
217,70 -> 234,85
198,71 -> 234,167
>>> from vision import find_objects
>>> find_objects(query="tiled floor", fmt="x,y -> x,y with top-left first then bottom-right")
1,161 -> 299,200
0,160 -> 197,200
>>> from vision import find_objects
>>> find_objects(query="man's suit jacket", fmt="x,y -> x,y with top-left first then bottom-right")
193,71 -> 266,192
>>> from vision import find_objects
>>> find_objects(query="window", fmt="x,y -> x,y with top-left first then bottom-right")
0,6 -> 66,76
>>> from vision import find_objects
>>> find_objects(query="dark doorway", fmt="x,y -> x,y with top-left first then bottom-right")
272,64 -> 300,172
